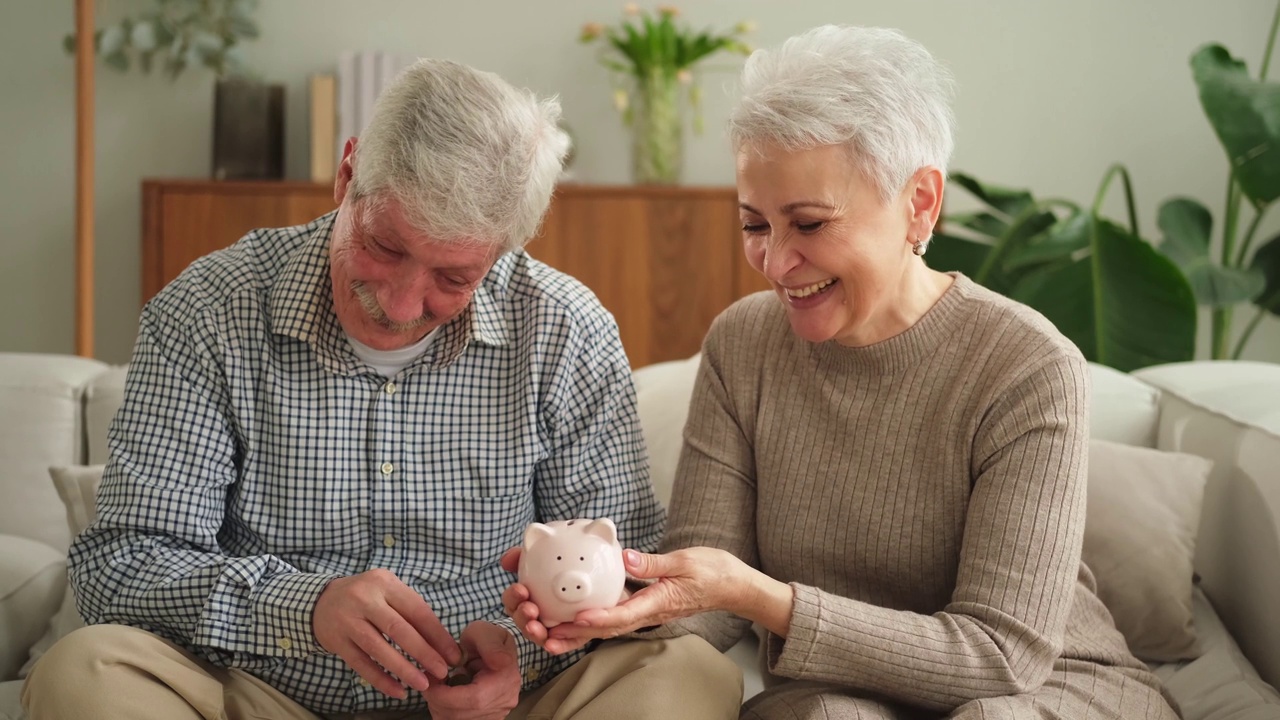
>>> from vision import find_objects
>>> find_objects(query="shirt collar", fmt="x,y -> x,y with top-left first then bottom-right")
269,212 -> 513,376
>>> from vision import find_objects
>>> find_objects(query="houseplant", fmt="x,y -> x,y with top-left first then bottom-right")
64,0 -> 260,79
579,4 -> 753,184
65,0 -> 280,180
929,1 -> 1279,369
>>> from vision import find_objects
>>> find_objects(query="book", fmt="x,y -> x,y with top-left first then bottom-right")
309,73 -> 337,183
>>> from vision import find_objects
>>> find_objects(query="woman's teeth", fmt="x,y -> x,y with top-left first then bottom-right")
787,279 -> 836,298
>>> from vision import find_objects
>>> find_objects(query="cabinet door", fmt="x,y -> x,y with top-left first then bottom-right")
143,181 -> 336,303
532,189 -> 740,368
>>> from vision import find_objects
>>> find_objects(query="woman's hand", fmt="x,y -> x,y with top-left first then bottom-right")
547,546 -> 770,645
499,547 -> 578,653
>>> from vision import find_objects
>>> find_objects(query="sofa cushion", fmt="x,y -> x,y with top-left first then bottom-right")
0,534 -> 65,681
16,465 -> 103,678
1152,588 -> 1280,720
0,353 -> 109,552
632,354 -> 700,507
1089,362 -> 1160,448
85,366 -> 128,466
1083,439 -> 1211,662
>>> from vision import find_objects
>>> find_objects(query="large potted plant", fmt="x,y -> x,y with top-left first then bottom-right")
928,1 -> 1280,370
66,0 -> 282,180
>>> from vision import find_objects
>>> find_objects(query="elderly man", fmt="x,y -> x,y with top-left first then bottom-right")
22,59 -> 740,720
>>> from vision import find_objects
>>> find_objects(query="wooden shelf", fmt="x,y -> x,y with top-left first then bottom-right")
141,179 -> 769,367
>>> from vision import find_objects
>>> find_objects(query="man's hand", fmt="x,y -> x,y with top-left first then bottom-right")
423,621 -> 522,720
499,547 -> 593,655
313,569 -> 462,700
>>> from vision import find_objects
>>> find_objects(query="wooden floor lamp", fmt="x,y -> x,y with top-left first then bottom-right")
74,0 -> 94,358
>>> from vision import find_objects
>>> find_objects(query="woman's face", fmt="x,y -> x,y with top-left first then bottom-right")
737,142 -> 928,347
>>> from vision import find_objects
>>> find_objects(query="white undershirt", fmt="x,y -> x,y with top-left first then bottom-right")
345,327 -> 441,377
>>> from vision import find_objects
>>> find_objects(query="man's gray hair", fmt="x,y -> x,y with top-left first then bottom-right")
350,58 -> 570,253
729,25 -> 956,203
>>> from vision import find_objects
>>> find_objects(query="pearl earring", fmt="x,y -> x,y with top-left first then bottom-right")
912,236 -> 927,256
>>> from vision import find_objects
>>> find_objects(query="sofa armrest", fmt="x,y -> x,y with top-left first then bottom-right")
0,534 -> 65,681
1134,360 -> 1280,692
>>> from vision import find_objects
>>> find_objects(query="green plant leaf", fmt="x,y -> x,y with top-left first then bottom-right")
1251,232 -> 1280,316
1191,44 -> 1280,205
100,22 -> 127,56
131,20 -> 157,51
228,16 -> 259,39
924,232 -> 991,277
1157,196 -> 1265,306
1004,210 -> 1090,270
103,49 -> 129,71
947,211 -> 1008,240
1016,217 -> 1196,371
949,172 -> 1034,218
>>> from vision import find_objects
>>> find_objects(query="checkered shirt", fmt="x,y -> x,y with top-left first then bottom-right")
67,212 -> 665,715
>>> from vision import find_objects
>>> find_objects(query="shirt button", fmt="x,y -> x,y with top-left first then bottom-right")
384,382 -> 397,395
383,534 -> 396,547
358,677 -> 372,687
278,637 -> 293,651
380,462 -> 394,476
525,667 -> 540,683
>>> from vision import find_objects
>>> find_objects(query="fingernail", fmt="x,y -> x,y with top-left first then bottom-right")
575,620 -> 590,627
625,549 -> 640,565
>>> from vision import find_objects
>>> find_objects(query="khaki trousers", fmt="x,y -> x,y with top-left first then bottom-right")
22,624 -> 742,720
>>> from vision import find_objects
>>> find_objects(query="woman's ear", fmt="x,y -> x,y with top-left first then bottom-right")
907,166 -> 945,240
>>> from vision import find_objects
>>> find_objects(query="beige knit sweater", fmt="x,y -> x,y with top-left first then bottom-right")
656,274 -> 1163,714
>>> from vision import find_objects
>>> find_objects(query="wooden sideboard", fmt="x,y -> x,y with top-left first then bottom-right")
141,179 -> 769,367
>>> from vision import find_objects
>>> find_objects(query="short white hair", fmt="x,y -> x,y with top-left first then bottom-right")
729,25 -> 956,203
350,58 -> 570,253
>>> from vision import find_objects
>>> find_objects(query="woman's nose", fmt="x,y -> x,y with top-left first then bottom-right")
762,239 -> 803,284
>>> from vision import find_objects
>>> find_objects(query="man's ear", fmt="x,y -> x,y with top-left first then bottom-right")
334,137 -> 358,206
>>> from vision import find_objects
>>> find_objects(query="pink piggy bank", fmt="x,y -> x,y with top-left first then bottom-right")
517,518 -> 626,627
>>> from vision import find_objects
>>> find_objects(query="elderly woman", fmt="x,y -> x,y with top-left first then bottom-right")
505,25 -> 1179,719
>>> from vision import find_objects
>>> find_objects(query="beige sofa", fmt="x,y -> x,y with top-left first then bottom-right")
2,351 -> 1278,719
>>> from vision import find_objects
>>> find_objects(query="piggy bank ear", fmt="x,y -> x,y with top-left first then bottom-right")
523,523 -> 554,551
583,518 -> 618,544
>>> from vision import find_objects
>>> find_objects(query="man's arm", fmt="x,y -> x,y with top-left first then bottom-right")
69,302 -> 339,662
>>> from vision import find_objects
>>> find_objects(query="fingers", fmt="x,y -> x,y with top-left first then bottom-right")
388,585 -> 462,671
461,621 -> 517,671
622,548 -> 674,579
502,583 -> 550,646
348,619 -> 429,696
500,546 -> 522,573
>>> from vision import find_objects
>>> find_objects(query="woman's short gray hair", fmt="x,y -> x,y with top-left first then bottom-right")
349,58 -> 570,253
729,25 -> 956,203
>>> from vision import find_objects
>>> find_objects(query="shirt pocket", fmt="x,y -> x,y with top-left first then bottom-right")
413,493 -> 535,578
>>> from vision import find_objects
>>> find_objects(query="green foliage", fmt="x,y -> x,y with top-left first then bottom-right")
65,0 -> 260,80
579,5 -> 753,133
930,2 -> 1280,366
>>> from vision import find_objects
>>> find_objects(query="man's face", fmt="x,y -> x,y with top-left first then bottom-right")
329,195 -> 499,351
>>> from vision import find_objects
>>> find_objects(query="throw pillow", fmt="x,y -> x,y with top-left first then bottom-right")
1083,439 -> 1211,663
18,464 -> 104,678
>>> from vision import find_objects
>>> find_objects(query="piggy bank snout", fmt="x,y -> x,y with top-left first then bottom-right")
552,570 -> 593,603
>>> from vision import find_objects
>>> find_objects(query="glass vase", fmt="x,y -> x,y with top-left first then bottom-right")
630,69 -> 684,185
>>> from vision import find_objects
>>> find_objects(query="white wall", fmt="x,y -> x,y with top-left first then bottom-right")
2,0 -> 1277,364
